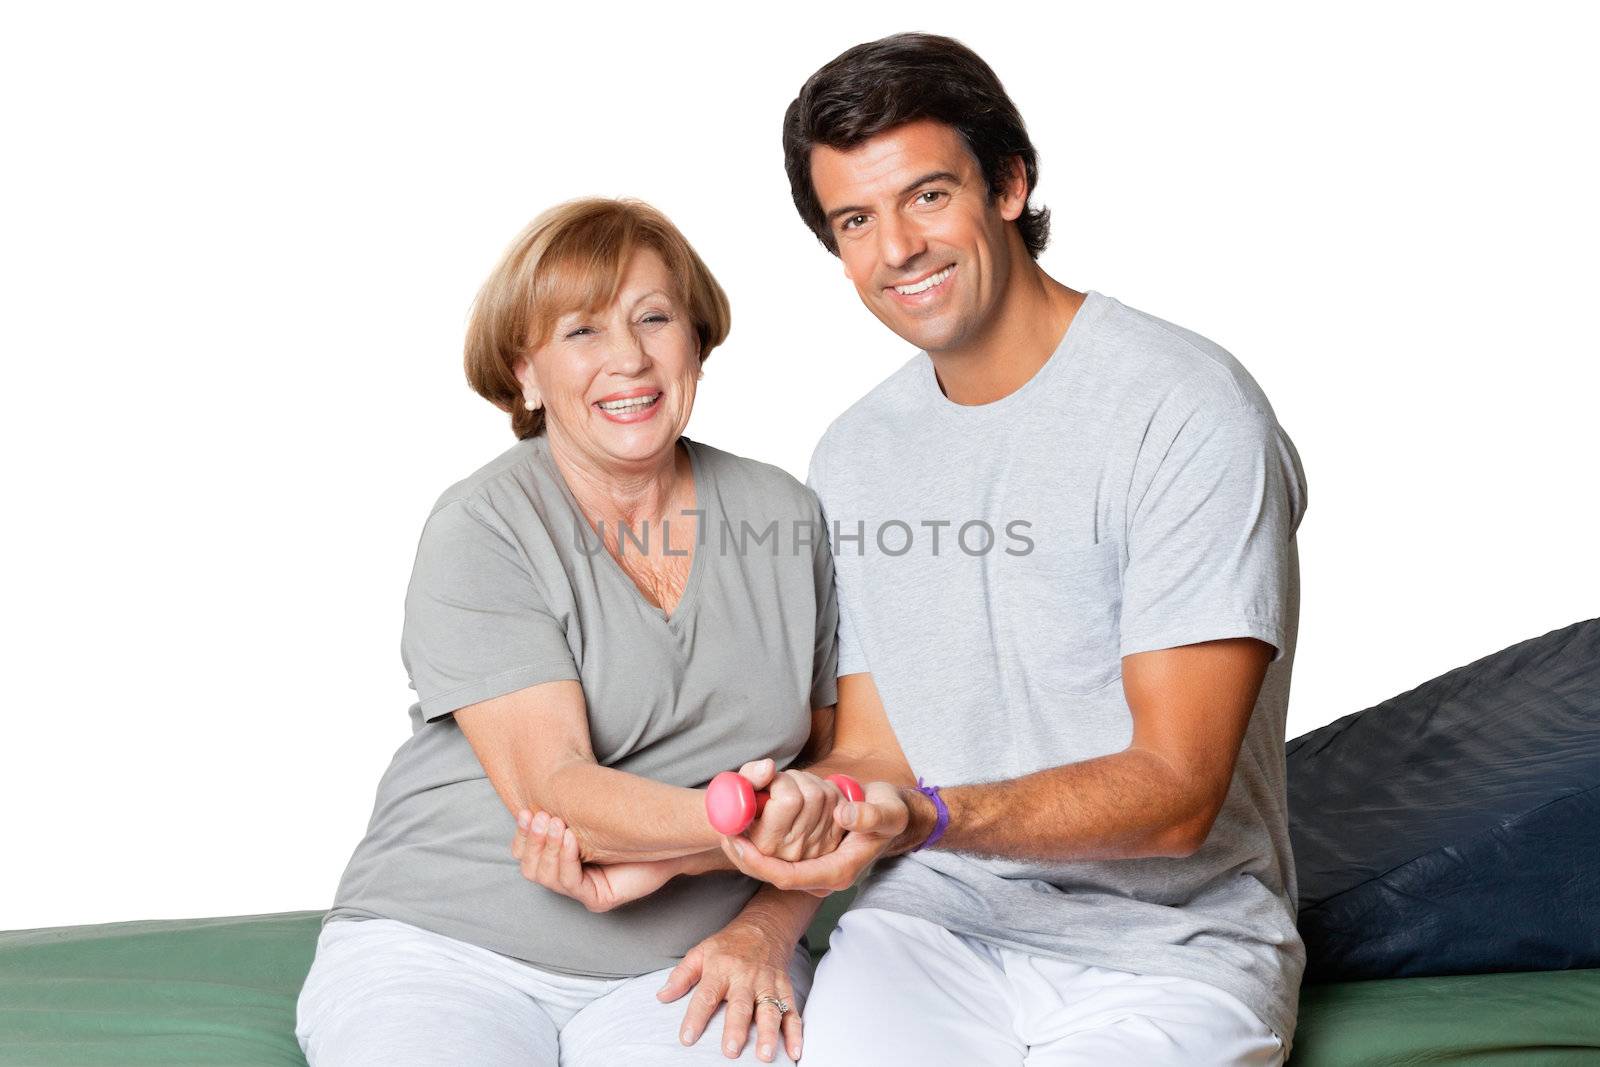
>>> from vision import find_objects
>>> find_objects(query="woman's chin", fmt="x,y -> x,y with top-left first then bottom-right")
589,419 -> 683,468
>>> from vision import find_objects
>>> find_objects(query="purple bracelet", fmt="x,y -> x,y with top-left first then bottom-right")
912,777 -> 949,852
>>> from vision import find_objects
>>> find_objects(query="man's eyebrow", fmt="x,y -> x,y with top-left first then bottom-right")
823,170 -> 963,228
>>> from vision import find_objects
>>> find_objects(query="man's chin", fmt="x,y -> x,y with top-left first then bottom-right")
870,307 -> 967,354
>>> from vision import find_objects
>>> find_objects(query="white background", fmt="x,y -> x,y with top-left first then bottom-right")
2,2 -> 1595,930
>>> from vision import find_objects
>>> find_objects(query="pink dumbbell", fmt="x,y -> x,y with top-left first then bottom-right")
705,769 -> 866,835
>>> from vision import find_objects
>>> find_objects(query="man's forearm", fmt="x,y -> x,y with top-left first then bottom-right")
888,747 -> 1208,862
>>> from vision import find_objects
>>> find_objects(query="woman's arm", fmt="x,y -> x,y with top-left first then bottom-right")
456,677 -> 721,863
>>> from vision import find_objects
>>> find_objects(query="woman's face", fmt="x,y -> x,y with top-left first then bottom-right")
517,246 -> 701,474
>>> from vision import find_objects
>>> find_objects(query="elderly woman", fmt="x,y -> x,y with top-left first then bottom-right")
294,199 -> 861,1065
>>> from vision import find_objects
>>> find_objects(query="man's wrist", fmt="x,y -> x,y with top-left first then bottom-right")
889,785 -> 941,856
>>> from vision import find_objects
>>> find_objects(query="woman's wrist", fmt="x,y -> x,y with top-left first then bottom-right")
732,884 -> 820,954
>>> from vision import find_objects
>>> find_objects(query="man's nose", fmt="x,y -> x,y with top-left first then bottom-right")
877,212 -> 928,272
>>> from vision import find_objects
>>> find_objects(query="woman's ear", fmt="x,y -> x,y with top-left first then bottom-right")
514,355 -> 543,411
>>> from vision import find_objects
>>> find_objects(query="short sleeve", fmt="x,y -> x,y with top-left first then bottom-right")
1119,405 -> 1307,663
807,447 -> 868,679
401,499 -> 580,723
806,493 -> 842,709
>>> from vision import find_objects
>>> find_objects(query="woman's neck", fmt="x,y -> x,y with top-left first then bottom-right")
545,430 -> 689,533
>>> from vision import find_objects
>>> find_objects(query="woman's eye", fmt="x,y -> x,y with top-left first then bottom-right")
640,313 -> 670,325
565,326 -> 594,339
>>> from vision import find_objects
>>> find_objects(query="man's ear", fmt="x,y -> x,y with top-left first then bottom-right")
998,154 -> 1028,223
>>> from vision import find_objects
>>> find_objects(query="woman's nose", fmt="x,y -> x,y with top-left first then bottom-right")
605,329 -> 652,375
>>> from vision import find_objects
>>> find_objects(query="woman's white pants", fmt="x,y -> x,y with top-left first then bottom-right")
294,917 -> 813,1066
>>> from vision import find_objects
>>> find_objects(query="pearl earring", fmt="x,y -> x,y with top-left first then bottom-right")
523,396 -> 541,412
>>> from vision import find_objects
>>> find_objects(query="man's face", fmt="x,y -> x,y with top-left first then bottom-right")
809,119 -> 1026,354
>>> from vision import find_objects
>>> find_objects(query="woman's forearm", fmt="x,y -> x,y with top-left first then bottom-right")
535,759 -> 722,863
727,882 -> 826,952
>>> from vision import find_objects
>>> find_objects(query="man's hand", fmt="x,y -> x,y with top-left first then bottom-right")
738,758 -> 851,862
720,780 -> 915,896
511,809 -> 691,913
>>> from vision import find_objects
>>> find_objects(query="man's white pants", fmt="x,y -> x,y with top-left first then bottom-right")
294,917 -> 813,1066
800,909 -> 1286,1066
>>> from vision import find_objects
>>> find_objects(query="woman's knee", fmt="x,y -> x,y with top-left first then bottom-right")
295,919 -> 558,1066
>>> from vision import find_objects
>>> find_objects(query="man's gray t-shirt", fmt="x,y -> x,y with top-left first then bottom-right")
327,434 -> 840,978
807,290 -> 1308,1050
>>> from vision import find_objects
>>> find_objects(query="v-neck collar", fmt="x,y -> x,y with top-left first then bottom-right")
538,435 -> 711,628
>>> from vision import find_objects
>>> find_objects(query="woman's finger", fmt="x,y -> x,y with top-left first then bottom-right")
752,971 -> 784,1062
656,946 -> 704,1004
557,828 -> 590,900
678,968 -> 730,1047
752,775 -> 802,858
512,808 -> 533,860
737,757 -> 777,790
720,977 -> 755,1059
518,811 -> 551,879
535,816 -> 565,888
779,976 -> 804,1063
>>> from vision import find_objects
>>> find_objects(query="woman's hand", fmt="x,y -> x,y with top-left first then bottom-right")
724,779 -> 913,896
655,913 -> 803,1063
739,758 -> 850,862
511,809 -> 690,913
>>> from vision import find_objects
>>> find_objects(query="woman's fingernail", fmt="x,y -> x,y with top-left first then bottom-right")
517,810 -> 531,830
839,803 -> 856,827
759,1042 -> 774,1059
531,812 -> 548,833
733,841 -> 745,859
681,1027 -> 694,1044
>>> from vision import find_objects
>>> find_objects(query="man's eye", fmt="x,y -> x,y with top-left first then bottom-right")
916,190 -> 945,205
842,214 -> 868,231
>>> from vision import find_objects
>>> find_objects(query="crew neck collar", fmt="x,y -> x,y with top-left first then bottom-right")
916,289 -> 1109,418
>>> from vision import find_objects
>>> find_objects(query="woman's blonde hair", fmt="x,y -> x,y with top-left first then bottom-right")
464,198 -> 732,439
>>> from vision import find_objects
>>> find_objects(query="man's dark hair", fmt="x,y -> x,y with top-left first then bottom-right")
782,33 -> 1050,259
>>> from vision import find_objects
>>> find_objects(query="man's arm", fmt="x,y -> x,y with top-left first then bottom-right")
894,636 -> 1273,860
723,637 -> 1273,890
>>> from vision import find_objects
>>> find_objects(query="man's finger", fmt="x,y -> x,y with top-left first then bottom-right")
721,833 -> 854,892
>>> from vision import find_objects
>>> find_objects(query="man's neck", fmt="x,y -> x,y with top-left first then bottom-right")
928,262 -> 1085,407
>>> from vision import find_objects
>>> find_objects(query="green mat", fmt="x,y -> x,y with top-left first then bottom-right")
2,909 -> 1597,1065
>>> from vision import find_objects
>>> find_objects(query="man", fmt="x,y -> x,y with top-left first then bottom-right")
722,32 -> 1308,1065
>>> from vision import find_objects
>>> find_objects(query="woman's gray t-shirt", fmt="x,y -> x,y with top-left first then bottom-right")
326,434 -> 840,978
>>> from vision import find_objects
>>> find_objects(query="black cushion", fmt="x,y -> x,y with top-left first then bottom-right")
1287,617 -> 1600,982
